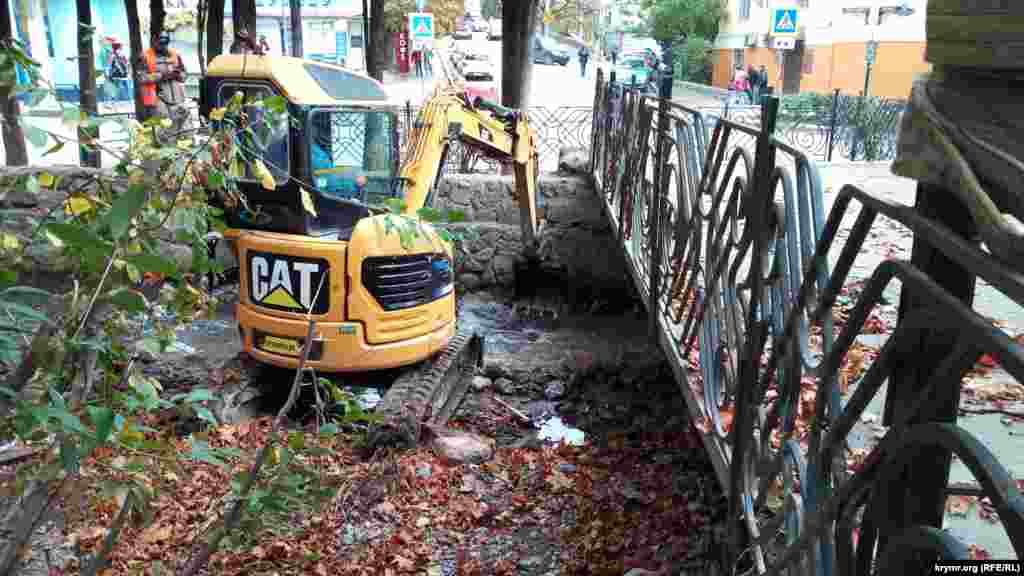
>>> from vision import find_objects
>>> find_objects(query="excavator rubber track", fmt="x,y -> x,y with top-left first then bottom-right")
365,325 -> 484,455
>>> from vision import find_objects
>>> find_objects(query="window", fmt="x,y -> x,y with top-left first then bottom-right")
733,49 -> 745,69
802,48 -> 815,74
308,109 -> 396,206
842,8 -> 870,25
739,0 -> 752,20
304,64 -> 388,101
217,83 -> 290,186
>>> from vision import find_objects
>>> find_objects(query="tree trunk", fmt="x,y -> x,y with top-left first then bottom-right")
77,0 -> 99,167
207,0 -> 225,63
288,0 -> 302,57
0,0 -> 28,165
367,0 -> 384,81
150,0 -> 165,41
501,0 -> 538,109
361,0 -> 370,75
124,0 -> 146,120
232,0 -> 256,43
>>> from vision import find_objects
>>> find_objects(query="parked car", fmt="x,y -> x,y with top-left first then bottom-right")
488,18 -> 502,40
532,36 -> 570,66
460,60 -> 497,103
614,53 -> 652,86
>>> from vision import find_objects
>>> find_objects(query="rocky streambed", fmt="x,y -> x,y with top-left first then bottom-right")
3,288 -> 730,575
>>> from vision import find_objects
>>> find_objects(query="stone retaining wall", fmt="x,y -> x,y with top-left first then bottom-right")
0,165 -> 630,298
435,173 -> 628,294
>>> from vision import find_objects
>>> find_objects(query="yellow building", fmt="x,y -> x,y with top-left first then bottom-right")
712,0 -> 930,99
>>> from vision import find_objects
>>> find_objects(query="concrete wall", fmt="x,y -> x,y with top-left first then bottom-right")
433,174 -> 628,295
802,41 -> 928,99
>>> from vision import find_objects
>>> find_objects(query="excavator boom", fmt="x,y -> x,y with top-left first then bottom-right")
398,82 -> 542,252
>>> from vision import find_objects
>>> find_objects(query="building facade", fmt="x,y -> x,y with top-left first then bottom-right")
6,0 -> 373,103
712,0 -> 929,99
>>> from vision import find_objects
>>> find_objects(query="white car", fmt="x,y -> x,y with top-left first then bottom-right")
460,58 -> 492,78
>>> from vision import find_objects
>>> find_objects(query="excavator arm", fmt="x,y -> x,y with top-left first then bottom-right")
398,85 -> 542,254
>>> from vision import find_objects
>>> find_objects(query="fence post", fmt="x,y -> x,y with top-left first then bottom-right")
729,94 -> 779,574
826,88 -> 839,162
647,39 -> 675,337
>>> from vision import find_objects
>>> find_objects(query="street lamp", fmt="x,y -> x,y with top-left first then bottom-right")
862,2 -> 915,97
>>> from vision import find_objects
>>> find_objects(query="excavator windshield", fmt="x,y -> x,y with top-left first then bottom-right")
308,107 -> 397,206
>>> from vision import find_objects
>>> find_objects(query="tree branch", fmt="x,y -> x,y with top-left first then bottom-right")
177,318 -> 316,576
81,492 -> 133,576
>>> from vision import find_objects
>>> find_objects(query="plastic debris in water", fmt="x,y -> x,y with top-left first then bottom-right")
537,416 -> 586,446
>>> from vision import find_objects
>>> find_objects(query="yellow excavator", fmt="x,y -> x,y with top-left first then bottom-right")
197,52 -> 541,445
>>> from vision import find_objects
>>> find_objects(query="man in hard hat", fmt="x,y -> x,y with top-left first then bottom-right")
136,31 -> 190,141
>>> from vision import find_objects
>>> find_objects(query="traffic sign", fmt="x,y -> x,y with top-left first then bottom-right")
410,12 -> 434,40
771,8 -> 798,37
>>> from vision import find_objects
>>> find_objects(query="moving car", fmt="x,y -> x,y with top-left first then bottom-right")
532,36 -> 570,66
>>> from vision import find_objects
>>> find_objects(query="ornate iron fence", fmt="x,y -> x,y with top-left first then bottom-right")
590,69 -> 1024,574
397,102 -> 593,174
705,91 -> 907,163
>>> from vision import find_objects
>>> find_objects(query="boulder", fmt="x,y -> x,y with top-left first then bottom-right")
430,427 -> 495,464
470,375 -> 492,391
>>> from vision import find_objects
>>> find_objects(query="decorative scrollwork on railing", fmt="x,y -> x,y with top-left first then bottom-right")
397,103 -> 593,174
590,70 -> 1024,576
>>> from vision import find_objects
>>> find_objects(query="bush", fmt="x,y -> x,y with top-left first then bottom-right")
673,37 -> 713,85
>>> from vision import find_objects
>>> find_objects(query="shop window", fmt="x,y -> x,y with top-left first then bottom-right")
802,48 -> 815,74
739,0 -> 751,21
733,49 -> 744,69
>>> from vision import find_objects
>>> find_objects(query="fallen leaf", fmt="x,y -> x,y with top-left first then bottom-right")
141,524 -> 172,544
719,408 -> 734,434
392,555 -> 415,570
945,495 -> 971,517
546,469 -> 574,491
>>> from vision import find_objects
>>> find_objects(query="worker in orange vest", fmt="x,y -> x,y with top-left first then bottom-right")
136,31 -> 189,139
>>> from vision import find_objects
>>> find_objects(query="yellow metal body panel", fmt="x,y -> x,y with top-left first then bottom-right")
345,215 -> 454,345
238,305 -> 455,372
231,213 -> 456,372
205,54 -> 388,106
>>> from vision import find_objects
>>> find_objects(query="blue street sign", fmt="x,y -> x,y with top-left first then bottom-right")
772,8 -> 798,36
410,12 -> 434,41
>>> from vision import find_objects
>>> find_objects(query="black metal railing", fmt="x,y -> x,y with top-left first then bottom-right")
397,102 -> 593,175
705,90 -> 907,163
590,68 -> 1023,575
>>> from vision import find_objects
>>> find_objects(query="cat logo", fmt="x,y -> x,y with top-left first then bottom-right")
248,251 -> 330,314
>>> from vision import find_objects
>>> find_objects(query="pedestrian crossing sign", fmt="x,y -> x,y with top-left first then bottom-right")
772,8 -> 798,37
410,12 -> 434,41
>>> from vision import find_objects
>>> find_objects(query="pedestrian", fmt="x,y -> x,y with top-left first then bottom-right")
610,48 -> 617,66
758,64 -> 769,97
578,45 -> 589,78
259,35 -> 270,55
748,65 -> 760,105
107,39 -> 131,102
730,65 -> 749,105
424,45 -> 433,76
412,48 -> 423,78
136,31 -> 189,141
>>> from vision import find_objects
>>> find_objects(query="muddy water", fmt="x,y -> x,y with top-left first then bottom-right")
160,292 -> 649,427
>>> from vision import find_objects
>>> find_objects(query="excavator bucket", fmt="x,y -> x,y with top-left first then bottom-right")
513,113 -> 540,253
